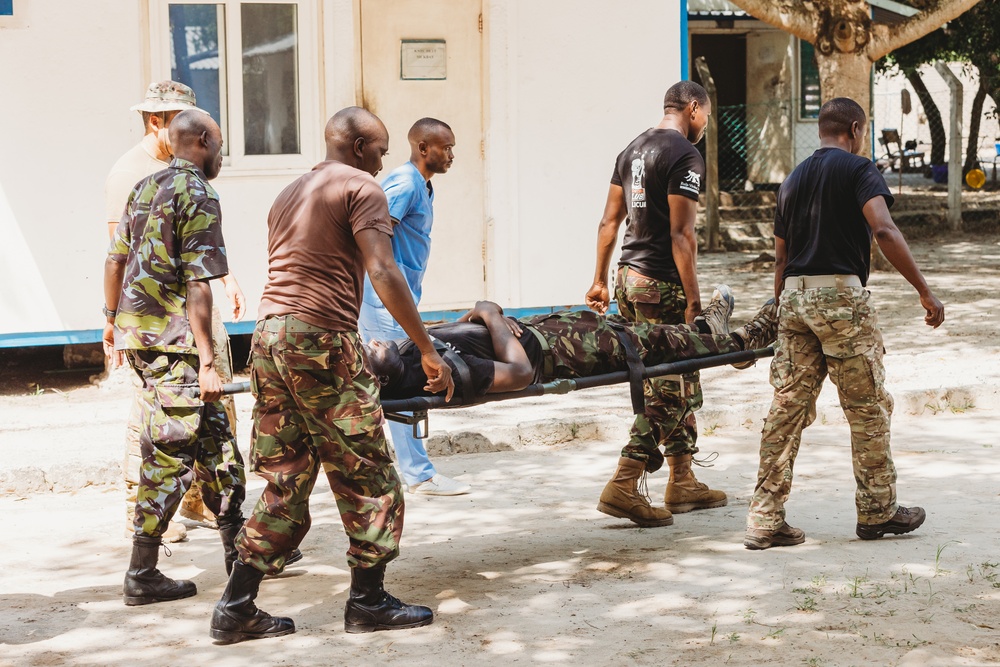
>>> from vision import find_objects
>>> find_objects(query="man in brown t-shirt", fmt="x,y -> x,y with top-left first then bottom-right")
210,107 -> 454,644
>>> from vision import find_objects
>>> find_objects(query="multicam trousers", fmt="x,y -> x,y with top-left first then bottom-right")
123,306 -> 237,519
747,286 -> 897,531
236,315 -> 403,575
126,350 -> 246,538
614,266 -> 703,472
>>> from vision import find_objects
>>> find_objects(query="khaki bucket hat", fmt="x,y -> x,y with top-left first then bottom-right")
130,80 -> 209,114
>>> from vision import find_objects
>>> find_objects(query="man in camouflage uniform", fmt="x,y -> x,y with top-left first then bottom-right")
370,295 -> 778,412
104,80 -> 248,541
744,98 -> 945,550
586,81 -> 725,528
103,109 -> 246,605
209,107 -> 454,644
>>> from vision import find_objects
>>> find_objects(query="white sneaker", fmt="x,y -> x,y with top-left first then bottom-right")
408,474 -> 471,496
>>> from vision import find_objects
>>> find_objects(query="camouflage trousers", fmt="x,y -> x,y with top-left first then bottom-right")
747,286 -> 897,531
236,316 -> 403,575
125,350 -> 246,538
523,309 -> 740,379
123,306 -> 237,519
614,266 -> 702,472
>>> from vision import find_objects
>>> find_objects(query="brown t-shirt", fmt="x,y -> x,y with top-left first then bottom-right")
258,161 -> 393,331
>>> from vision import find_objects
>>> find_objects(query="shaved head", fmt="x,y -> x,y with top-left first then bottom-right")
407,117 -> 456,177
663,81 -> 709,113
818,97 -> 867,138
407,117 -> 452,144
324,106 -> 389,176
168,109 -> 224,179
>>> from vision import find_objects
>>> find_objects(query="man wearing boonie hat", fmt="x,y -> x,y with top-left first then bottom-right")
104,80 -> 245,544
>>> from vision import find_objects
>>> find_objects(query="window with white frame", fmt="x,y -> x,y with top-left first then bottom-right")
151,1 -> 317,169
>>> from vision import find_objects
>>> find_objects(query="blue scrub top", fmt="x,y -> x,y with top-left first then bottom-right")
362,161 -> 434,308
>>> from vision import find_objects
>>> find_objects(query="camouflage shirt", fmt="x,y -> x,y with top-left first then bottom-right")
108,158 -> 228,353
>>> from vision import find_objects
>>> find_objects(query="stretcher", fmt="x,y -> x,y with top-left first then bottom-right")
221,346 -> 774,439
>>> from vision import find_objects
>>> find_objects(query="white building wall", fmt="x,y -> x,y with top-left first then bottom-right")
486,0 -> 681,308
0,0 -> 681,341
0,1 -> 146,337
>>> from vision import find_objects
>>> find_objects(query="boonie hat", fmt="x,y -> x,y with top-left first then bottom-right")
130,80 -> 208,114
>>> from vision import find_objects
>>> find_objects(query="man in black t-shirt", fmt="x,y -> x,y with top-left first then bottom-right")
744,97 -> 945,551
585,81 -> 725,528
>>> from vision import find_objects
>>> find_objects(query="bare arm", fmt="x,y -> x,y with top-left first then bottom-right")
862,196 -> 944,328
668,194 -> 701,323
585,184 -> 628,314
463,301 -> 533,393
356,227 -> 454,400
219,273 -> 246,321
102,256 -> 126,366
773,236 -> 788,303
187,279 -> 223,402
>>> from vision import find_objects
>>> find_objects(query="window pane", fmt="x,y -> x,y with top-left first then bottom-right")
169,4 -> 229,153
242,3 -> 300,155
799,40 -> 821,120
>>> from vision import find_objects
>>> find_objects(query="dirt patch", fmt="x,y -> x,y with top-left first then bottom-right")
1,235 -> 999,665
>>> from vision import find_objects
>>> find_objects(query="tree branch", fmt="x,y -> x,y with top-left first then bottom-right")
870,0 -> 983,60
726,0 -> 819,43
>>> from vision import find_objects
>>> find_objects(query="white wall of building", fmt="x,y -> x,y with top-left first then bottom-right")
486,0 -> 682,308
0,0 -> 681,341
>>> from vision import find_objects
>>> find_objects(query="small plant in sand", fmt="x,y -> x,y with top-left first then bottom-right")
795,595 -> 818,612
934,540 -> 958,577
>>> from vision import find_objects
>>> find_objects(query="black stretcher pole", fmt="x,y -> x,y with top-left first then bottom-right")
222,345 -> 774,407
375,346 -> 774,413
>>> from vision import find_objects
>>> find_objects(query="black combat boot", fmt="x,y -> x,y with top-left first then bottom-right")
343,564 -> 434,633
123,534 -> 198,606
216,513 -> 245,576
210,562 -> 296,644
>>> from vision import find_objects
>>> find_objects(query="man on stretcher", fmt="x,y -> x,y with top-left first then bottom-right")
366,285 -> 777,403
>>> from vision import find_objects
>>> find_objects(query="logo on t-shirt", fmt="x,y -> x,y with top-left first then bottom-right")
679,169 -> 701,195
630,158 -> 646,208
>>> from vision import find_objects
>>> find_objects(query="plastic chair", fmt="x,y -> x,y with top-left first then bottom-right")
880,129 -> 926,173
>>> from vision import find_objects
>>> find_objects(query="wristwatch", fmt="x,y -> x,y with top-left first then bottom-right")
102,305 -> 117,319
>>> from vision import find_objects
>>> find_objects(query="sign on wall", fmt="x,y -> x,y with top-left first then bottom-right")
400,40 -> 446,80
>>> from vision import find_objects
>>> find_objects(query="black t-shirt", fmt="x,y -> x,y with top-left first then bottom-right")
378,322 -> 544,401
775,147 -> 893,286
612,128 -> 705,283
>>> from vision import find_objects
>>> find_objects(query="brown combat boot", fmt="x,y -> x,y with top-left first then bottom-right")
179,484 -> 219,529
663,454 -> 728,513
596,457 -> 674,527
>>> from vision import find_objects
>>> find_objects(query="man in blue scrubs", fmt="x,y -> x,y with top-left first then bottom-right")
359,117 -> 470,496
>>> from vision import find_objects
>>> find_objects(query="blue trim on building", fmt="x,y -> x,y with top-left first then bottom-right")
0,0 -> 12,16
0,304 -> 619,349
680,0 -> 689,80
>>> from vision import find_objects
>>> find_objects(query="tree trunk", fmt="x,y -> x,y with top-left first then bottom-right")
905,68 -> 946,166
816,51 -> 875,156
964,81 -> 987,173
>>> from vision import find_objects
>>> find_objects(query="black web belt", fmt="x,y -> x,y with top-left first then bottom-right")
606,321 -> 646,415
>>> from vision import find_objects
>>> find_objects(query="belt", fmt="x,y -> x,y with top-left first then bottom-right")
785,274 -> 862,290
259,315 -> 332,333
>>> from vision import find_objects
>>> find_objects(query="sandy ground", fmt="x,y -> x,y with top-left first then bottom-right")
1,236 -> 999,666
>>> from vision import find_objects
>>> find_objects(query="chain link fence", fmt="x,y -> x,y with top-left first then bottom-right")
872,66 -> 1000,191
